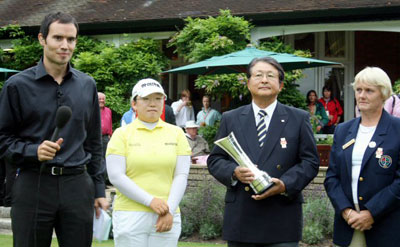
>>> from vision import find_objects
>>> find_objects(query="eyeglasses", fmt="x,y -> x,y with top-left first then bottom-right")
251,72 -> 279,82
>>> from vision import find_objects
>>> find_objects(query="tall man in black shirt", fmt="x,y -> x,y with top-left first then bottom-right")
0,12 -> 108,247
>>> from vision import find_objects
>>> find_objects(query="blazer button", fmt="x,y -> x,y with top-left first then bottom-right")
244,186 -> 250,192
276,165 -> 281,170
359,177 -> 364,182
359,196 -> 363,201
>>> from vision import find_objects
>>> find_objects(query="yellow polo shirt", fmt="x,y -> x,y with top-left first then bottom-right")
106,119 -> 191,212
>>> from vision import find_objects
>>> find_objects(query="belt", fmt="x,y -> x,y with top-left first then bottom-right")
39,165 -> 86,176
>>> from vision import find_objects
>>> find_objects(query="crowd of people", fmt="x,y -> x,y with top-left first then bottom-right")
0,10 -> 400,247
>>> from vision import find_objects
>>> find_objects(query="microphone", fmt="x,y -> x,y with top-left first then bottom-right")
50,106 -> 72,142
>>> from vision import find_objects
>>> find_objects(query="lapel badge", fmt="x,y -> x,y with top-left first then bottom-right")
281,119 -> 285,123
342,139 -> 355,150
369,141 -> 376,148
375,147 -> 383,159
280,138 -> 287,149
379,155 -> 392,169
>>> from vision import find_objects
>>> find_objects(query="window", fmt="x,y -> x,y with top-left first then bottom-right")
324,31 -> 345,58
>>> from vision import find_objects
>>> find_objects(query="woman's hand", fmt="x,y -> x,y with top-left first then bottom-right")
149,197 -> 169,216
342,208 -> 353,222
155,213 -> 173,232
348,210 -> 374,231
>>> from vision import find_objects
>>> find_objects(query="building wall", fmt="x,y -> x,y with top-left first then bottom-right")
355,31 -> 400,82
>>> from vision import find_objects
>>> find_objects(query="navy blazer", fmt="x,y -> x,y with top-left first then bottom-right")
207,102 -> 319,244
324,110 -> 400,247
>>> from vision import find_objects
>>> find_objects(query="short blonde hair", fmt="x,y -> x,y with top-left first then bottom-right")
352,67 -> 393,101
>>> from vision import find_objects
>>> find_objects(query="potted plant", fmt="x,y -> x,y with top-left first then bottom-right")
314,134 -> 333,167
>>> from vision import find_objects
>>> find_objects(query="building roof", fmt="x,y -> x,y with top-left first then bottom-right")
1,0 -> 400,35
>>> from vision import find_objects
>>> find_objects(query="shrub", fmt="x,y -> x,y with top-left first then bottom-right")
181,215 -> 196,238
303,222 -> 324,244
199,222 -> 221,240
302,194 -> 334,244
198,121 -> 220,150
180,177 -> 225,240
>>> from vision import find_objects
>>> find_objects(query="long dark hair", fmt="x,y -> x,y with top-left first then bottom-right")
306,90 -> 318,105
322,85 -> 334,101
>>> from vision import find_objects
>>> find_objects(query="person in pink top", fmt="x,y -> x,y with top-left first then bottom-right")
98,92 -> 113,180
383,94 -> 400,118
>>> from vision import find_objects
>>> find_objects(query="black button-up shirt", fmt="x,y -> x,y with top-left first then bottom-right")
0,59 -> 105,197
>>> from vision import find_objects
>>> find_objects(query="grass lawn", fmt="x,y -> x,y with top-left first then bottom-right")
0,235 -> 227,247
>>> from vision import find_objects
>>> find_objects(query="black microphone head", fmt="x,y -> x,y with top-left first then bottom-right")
55,106 -> 72,129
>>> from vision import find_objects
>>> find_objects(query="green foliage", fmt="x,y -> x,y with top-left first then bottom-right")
199,222 -> 221,240
302,195 -> 334,244
74,36 -> 111,55
302,222 -> 324,245
310,115 -> 322,134
259,37 -> 308,109
7,36 -> 43,70
316,135 -> 334,145
171,11 -> 308,108
195,74 -> 249,101
169,9 -> 252,63
0,25 -> 42,70
198,121 -> 220,149
393,79 -> 400,94
73,38 -> 169,117
169,9 -> 252,102
0,27 -> 169,127
0,24 -> 25,38
180,178 -> 225,240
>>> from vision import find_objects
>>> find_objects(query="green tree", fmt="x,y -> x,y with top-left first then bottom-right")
169,9 -> 252,106
169,9 -> 252,63
0,25 -> 42,70
170,11 -> 308,109
259,37 -> 308,109
74,38 -> 169,122
0,25 -> 169,127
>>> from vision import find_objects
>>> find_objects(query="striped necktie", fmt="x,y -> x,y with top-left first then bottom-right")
257,110 -> 267,147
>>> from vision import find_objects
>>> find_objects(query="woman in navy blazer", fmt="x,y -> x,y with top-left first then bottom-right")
324,67 -> 400,247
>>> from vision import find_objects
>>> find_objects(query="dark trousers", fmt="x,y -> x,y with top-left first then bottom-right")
228,241 -> 299,247
4,160 -> 17,207
101,135 -> 110,158
0,158 -> 17,207
11,169 -> 95,247
101,135 -> 111,185
0,158 -> 5,206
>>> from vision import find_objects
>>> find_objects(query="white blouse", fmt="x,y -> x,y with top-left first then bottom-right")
351,124 -> 376,205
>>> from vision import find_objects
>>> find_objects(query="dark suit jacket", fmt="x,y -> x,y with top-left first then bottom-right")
324,110 -> 400,247
207,102 -> 319,244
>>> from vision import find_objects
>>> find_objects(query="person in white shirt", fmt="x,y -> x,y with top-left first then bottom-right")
325,67 -> 400,247
171,89 -> 195,128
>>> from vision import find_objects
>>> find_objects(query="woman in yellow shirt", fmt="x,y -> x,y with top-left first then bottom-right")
106,78 -> 191,247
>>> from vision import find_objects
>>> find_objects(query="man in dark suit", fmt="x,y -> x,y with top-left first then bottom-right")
207,57 -> 319,247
